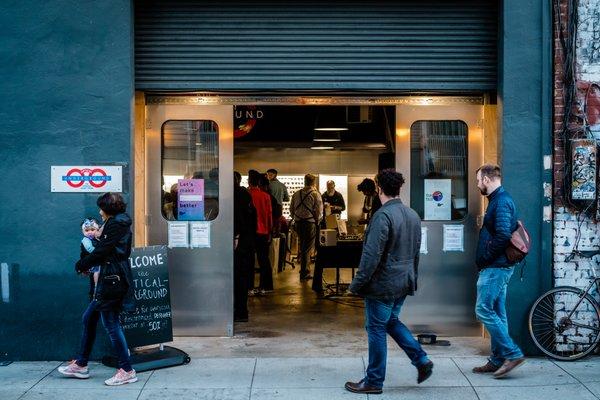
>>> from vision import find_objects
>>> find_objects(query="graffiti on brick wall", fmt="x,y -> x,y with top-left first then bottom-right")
571,140 -> 597,200
588,10 -> 600,64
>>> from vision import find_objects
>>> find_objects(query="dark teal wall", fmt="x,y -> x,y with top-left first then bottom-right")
500,0 -> 553,354
0,0 -> 133,360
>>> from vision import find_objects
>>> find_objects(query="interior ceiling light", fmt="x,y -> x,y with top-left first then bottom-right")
314,107 -> 349,131
310,142 -> 334,150
314,130 -> 341,142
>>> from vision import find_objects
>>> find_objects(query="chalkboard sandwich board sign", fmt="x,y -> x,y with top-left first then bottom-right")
122,245 -> 173,347
103,245 -> 190,371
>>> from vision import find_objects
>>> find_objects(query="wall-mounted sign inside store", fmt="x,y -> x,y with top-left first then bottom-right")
51,166 -> 123,192
234,105 -> 264,138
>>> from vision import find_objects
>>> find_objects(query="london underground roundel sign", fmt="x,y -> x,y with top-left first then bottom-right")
51,166 -> 123,193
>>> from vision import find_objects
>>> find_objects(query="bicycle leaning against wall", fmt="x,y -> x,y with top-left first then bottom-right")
529,249 -> 600,360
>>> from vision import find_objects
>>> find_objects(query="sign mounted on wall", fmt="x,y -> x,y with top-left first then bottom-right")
51,166 -> 123,193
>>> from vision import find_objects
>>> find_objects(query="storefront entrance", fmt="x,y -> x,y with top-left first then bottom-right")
139,95 -> 492,338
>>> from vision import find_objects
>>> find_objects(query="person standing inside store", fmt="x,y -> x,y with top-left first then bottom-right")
290,173 -> 323,281
60,192 -> 137,386
267,168 -> 289,206
248,169 -> 274,294
357,178 -> 382,224
234,171 -> 256,321
345,169 -> 433,395
321,180 -> 346,221
472,164 -> 525,377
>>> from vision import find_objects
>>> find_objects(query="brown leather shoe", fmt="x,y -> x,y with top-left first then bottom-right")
472,361 -> 501,374
493,357 -> 526,378
344,379 -> 382,394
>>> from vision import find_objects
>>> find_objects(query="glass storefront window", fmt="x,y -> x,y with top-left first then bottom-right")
161,120 -> 219,221
410,120 -> 468,221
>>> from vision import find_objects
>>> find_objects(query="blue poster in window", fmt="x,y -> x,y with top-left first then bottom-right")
178,179 -> 205,220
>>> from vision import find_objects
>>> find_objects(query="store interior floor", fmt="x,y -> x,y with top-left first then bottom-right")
172,266 -> 489,358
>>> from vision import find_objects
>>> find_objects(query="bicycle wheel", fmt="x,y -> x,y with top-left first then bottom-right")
529,287 -> 600,361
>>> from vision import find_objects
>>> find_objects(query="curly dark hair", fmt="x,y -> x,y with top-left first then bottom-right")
357,178 -> 376,195
97,192 -> 127,215
375,169 -> 405,197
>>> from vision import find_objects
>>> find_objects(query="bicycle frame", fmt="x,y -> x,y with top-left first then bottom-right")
564,277 -> 600,332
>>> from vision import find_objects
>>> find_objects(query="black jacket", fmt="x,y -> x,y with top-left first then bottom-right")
234,185 -> 256,253
76,213 -> 134,311
349,199 -> 421,301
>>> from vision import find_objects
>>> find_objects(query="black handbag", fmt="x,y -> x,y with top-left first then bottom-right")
99,261 -> 129,301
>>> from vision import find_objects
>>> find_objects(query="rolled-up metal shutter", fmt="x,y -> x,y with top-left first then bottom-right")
135,0 -> 497,91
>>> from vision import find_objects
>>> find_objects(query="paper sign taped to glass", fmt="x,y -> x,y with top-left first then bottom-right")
178,179 -> 205,220
424,179 -> 452,220
571,139 -> 596,201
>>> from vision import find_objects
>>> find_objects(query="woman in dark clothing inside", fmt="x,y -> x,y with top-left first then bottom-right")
58,192 -> 137,386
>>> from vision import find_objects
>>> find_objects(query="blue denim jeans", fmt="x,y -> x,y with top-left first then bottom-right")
76,300 -> 132,371
364,297 -> 430,389
476,267 -> 524,366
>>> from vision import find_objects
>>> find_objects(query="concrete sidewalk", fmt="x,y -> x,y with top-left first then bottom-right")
2,355 -> 600,400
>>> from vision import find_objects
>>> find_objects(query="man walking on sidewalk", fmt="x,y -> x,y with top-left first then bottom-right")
473,164 -> 525,378
345,169 -> 433,395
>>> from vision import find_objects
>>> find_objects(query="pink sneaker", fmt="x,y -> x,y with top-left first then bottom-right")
58,360 -> 89,379
104,368 -> 138,386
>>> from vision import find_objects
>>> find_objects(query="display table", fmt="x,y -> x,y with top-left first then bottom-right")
314,240 -> 363,295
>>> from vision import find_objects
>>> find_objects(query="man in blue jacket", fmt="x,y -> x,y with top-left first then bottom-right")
473,164 -> 525,378
345,169 -> 433,394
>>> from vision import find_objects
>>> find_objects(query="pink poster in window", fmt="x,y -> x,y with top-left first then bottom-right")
178,179 -> 205,220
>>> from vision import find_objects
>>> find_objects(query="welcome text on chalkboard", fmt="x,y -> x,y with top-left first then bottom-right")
122,246 -> 173,348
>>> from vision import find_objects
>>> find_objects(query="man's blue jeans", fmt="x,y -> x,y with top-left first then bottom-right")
76,300 -> 132,371
364,297 -> 430,389
476,267 -> 524,366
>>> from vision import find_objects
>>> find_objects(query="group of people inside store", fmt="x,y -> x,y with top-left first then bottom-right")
233,168 -> 385,322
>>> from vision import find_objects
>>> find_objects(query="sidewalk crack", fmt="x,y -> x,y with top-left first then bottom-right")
450,358 -> 481,400
17,361 -> 62,400
248,358 -> 257,400
136,369 -> 155,400
551,360 -> 600,399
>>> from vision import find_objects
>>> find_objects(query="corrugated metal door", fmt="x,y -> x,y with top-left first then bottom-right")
135,0 -> 497,91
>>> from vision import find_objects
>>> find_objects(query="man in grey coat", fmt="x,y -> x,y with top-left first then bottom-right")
345,169 -> 433,395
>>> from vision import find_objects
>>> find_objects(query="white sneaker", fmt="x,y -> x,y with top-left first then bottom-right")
58,360 -> 90,379
104,368 -> 138,386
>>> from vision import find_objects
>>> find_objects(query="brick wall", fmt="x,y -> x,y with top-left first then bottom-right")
554,0 -> 600,292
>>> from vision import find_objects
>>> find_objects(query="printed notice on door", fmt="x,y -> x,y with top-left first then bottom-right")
420,227 -> 428,254
190,221 -> 211,248
168,221 -> 189,248
443,224 -> 464,252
